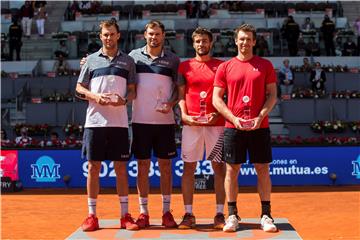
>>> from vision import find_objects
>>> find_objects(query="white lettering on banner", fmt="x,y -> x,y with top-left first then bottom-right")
82,161 -> 110,177
175,160 -> 183,176
240,166 -> 328,176
128,161 -> 138,177
1,182 -> 12,188
202,160 -> 213,175
81,159 -> 328,178
109,161 -> 116,177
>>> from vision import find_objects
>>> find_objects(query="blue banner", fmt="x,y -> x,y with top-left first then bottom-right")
17,147 -> 360,188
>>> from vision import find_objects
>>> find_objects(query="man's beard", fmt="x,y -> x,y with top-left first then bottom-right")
197,49 -> 210,56
148,40 -> 161,48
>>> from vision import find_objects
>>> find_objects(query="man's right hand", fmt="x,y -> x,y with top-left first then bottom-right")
182,114 -> 203,126
95,93 -> 111,105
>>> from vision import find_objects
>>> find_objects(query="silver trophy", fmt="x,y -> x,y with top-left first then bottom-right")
155,87 -> 167,111
197,91 -> 208,123
109,94 -> 119,103
240,95 -> 254,129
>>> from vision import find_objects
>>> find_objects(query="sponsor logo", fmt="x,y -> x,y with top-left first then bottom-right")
116,61 -> 128,66
158,60 -> 170,65
31,156 -> 60,182
352,155 -> 360,179
168,151 -> 176,156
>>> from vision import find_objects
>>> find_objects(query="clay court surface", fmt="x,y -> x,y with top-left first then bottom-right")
2,186 -> 360,239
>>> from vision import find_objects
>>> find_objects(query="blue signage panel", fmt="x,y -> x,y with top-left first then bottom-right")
18,150 -> 85,188
17,147 -> 360,188
239,147 -> 360,186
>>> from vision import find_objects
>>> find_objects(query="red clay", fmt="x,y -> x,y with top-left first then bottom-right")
1,186 -> 360,239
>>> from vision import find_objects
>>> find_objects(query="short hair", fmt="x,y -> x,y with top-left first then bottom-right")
99,18 -> 120,33
234,23 -> 256,40
192,27 -> 213,43
144,20 -> 165,33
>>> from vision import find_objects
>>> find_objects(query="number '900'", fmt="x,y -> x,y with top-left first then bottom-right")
82,160 -> 214,178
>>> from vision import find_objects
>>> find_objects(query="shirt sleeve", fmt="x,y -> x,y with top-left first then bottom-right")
77,58 -> 90,86
214,62 -> 227,89
265,61 -> 277,84
176,62 -> 186,86
127,57 -> 136,85
172,56 -> 180,83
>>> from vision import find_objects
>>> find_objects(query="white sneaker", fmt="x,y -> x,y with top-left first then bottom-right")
223,215 -> 239,232
261,215 -> 277,232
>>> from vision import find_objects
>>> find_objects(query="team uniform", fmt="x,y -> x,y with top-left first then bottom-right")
78,49 -> 136,161
178,58 -> 225,163
129,46 -> 179,159
214,56 -> 276,164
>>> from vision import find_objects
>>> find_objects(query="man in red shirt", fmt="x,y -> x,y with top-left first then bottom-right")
213,24 -> 278,233
177,27 -> 226,229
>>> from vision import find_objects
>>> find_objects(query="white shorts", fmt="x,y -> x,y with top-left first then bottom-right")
181,125 -> 224,163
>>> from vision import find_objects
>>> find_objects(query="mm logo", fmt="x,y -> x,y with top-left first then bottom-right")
352,155 -> 360,179
31,156 -> 60,182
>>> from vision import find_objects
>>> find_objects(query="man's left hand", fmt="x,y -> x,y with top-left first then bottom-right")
251,116 -> 264,130
156,102 -> 172,113
108,93 -> 127,106
206,112 -> 220,125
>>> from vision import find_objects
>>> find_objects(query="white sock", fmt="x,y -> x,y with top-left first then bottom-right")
139,197 -> 148,214
119,196 -> 128,217
216,204 -> 224,214
88,198 -> 97,216
185,204 -> 193,214
162,195 -> 171,214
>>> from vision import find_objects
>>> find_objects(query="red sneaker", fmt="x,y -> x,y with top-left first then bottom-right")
121,213 -> 139,231
178,213 -> 196,229
135,213 -> 150,229
81,214 -> 99,231
213,212 -> 226,229
162,211 -> 178,228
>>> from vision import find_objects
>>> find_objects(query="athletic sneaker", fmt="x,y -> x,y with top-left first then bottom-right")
213,212 -> 226,229
136,213 -> 150,229
81,214 -> 99,231
261,215 -> 277,232
120,213 -> 139,230
223,215 -> 239,232
178,213 -> 196,229
162,211 -> 178,228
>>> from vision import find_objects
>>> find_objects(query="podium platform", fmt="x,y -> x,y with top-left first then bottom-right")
67,218 -> 301,239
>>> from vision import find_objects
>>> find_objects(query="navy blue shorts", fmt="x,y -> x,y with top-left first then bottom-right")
224,128 -> 272,164
82,127 -> 130,161
131,123 -> 177,159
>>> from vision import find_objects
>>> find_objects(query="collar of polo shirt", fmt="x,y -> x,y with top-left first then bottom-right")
97,48 -> 122,58
141,45 -> 166,58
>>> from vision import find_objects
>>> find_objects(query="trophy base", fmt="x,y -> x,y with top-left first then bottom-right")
155,106 -> 166,111
196,116 -> 208,123
109,94 -> 119,103
155,100 -> 167,111
240,119 -> 255,129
